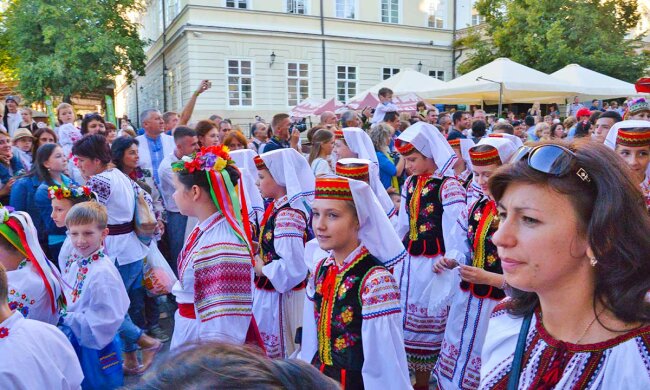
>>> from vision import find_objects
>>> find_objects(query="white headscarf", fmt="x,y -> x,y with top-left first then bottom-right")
397,122 -> 458,176
474,137 -> 518,164
487,132 -> 524,149
258,148 -> 315,215
604,120 -> 650,150
341,127 -> 379,164
336,157 -> 396,219
230,149 -> 265,222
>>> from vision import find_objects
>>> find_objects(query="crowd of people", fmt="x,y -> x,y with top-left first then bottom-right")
0,81 -> 649,390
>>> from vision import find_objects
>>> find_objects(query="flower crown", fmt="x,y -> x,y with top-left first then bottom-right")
0,203 -> 13,223
172,145 -> 234,174
47,185 -> 93,201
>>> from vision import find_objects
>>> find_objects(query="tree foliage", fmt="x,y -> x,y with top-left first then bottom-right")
0,0 -> 147,102
456,0 -> 650,82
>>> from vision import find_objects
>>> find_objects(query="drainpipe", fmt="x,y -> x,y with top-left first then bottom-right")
451,0 -> 457,79
162,0 -> 168,111
320,0 -> 326,98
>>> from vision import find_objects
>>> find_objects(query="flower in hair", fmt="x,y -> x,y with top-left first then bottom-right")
47,185 -> 94,201
172,145 -> 234,174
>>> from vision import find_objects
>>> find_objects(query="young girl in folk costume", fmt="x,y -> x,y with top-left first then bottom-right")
170,145 -> 258,349
605,120 -> 650,211
336,157 -> 398,229
433,137 -> 517,390
47,184 -> 96,269
56,103 -> 84,184
394,122 -> 467,390
230,148 -> 266,235
0,206 -> 64,325
302,176 -> 410,389
448,138 -> 475,190
333,127 -> 379,165
253,148 -> 314,359
59,202 -> 129,389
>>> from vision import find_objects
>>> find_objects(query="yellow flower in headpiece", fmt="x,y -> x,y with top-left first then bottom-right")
213,157 -> 228,172
62,189 -> 71,197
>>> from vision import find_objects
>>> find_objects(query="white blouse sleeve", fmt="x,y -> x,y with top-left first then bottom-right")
395,176 -> 412,240
62,268 -> 130,349
360,268 -> 412,390
440,177 -> 467,252
262,208 -> 309,293
444,199 -> 473,264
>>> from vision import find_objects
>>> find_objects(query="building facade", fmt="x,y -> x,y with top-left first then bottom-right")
115,0 -> 487,128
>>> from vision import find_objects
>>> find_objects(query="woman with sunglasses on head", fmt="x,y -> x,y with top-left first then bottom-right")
302,176 -> 410,389
479,140 -> 650,389
394,122 -> 467,390
605,121 -> 650,212
432,138 -> 517,390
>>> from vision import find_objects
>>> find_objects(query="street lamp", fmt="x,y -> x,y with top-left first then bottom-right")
417,61 -> 423,72
476,76 -> 503,118
269,51 -> 276,68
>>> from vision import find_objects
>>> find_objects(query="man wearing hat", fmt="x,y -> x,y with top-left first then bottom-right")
11,129 -> 34,171
3,96 -> 22,137
567,107 -> 592,139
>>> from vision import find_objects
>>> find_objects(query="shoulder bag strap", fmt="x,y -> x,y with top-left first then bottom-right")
507,312 -> 533,390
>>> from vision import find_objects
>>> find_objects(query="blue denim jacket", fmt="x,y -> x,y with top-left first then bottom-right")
10,174 -> 45,240
0,155 -> 25,184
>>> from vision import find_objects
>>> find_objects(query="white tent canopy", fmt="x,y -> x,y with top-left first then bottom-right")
550,64 -> 642,100
350,68 -> 446,102
422,58 -> 579,104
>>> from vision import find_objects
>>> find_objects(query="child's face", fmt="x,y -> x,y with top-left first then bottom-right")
379,94 -> 393,103
404,151 -> 437,176
14,137 -> 33,152
51,198 -> 74,228
58,108 -> 75,124
68,223 -> 108,258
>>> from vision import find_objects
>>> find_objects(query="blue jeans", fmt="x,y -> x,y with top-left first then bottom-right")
116,259 -> 145,352
166,212 -> 188,275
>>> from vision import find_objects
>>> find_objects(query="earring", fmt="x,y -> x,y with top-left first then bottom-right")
589,257 -> 598,267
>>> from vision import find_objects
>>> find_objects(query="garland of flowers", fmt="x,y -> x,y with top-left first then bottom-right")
172,145 -> 234,174
47,185 -> 93,201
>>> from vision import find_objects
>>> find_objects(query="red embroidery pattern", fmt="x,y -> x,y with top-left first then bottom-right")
0,327 -> 8,338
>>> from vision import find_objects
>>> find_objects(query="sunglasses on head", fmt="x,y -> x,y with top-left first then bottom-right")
510,144 -> 591,183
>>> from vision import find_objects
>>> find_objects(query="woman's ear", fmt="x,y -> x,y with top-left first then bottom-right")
191,184 -> 202,202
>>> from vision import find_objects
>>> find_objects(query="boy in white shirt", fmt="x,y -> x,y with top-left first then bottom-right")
371,87 -> 399,124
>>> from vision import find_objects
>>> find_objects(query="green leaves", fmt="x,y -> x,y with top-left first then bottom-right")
459,0 -> 649,82
0,0 -> 147,102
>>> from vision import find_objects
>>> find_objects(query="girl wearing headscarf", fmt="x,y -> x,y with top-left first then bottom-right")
302,176 -> 410,389
253,148 -> 314,359
0,206 -> 64,325
394,122 -> 467,390
433,137 -> 517,390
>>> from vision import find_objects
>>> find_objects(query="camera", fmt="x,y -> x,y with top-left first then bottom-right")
289,118 -> 308,133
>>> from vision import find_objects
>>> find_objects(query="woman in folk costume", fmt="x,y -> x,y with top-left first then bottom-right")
336,157 -> 398,230
169,145 -> 258,349
394,121 -> 467,390
479,140 -> 650,389
432,137 -> 517,390
253,148 -> 314,359
0,206 -> 64,325
605,120 -> 650,211
332,127 -> 379,165
302,176 -> 410,389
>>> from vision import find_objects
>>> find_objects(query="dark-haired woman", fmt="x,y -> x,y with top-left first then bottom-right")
479,140 -> 650,389
0,131 -> 25,202
72,134 -> 162,374
432,138 -> 517,390
169,145 -> 255,349
33,144 -> 74,261
80,113 -> 107,136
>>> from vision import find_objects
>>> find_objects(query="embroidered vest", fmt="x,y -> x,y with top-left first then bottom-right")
255,204 -> 308,291
313,249 -> 384,371
403,175 -> 446,257
463,198 -> 505,300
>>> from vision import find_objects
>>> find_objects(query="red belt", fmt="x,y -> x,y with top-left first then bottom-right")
178,303 -> 196,319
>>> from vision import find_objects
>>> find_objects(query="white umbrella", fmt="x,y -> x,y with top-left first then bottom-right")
422,58 -> 579,109
350,68 -> 446,102
550,64 -> 643,100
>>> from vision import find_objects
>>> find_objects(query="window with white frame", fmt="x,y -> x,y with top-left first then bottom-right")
337,66 -> 357,102
381,0 -> 399,24
429,70 -> 445,81
335,0 -> 356,19
471,8 -> 484,26
287,0 -> 306,14
226,0 -> 248,9
227,60 -> 253,106
166,0 -> 179,26
427,0 -> 446,29
382,67 -> 400,80
287,62 -> 309,106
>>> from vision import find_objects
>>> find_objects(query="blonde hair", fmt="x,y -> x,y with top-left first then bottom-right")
21,107 -> 33,116
535,122 -> 551,139
56,103 -> 75,125
65,202 -> 108,229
